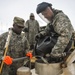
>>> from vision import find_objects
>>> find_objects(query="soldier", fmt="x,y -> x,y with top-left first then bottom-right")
35,2 -> 74,58
24,13 -> 40,50
0,17 -> 30,75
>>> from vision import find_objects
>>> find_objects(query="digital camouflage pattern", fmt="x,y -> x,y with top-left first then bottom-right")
25,19 -> 39,46
13,17 -> 25,27
40,9 -> 74,55
0,29 -> 29,75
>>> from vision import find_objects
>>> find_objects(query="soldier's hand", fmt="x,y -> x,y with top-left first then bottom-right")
35,33 -> 40,38
30,56 -> 37,63
35,33 -> 42,41
50,53 -> 63,58
26,52 -> 33,59
3,56 -> 13,65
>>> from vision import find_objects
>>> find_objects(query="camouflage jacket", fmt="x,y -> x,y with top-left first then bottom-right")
40,9 -> 74,54
0,30 -> 29,57
0,29 -> 29,67
25,19 -> 39,45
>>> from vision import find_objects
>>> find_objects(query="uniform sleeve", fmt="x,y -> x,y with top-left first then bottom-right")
0,33 -> 7,60
23,36 -> 30,54
36,20 -> 40,32
25,20 -> 29,28
24,20 -> 29,32
51,13 -> 74,54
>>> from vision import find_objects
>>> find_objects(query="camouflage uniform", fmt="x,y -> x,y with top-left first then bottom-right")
0,17 -> 29,75
25,14 -> 39,49
39,9 -> 74,55
0,30 -> 29,75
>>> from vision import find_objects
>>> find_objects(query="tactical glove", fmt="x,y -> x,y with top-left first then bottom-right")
50,53 -> 64,63
35,33 -> 44,41
26,52 -> 33,59
3,56 -> 13,65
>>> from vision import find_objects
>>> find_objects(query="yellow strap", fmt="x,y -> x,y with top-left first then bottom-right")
71,41 -> 75,49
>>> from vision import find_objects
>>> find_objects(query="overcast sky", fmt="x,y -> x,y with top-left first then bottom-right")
0,0 -> 75,34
